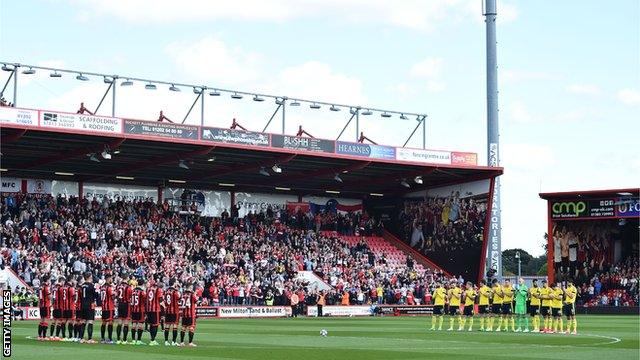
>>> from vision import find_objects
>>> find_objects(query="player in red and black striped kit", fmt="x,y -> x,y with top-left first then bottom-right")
179,283 -> 198,347
52,277 -> 66,340
64,277 -> 78,341
129,279 -> 147,344
163,280 -> 181,346
37,276 -> 51,340
115,273 -> 133,344
145,279 -> 163,346
100,274 -> 116,343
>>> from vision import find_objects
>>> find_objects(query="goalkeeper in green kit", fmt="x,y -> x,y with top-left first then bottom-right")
514,277 -> 529,332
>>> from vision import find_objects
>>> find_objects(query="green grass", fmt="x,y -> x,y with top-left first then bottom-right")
7,315 -> 640,360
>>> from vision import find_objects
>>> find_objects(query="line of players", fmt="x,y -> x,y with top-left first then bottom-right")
37,272 -> 199,346
429,277 -> 578,334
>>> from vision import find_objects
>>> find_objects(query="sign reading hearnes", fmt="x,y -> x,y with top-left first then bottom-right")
551,199 -> 616,219
40,111 -> 122,134
271,134 -> 335,153
336,142 -> 395,160
124,119 -> 198,140
201,127 -> 270,147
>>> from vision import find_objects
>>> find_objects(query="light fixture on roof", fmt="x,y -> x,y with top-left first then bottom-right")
207,156 -> 216,162
219,183 -> 235,187
145,83 -> 157,90
0,168 -> 7,172
55,172 -> 74,176
326,190 -> 341,194
22,67 -> 36,75
400,179 -> 411,188
113,149 -> 121,154
334,173 -> 343,183
289,100 -> 301,106
414,176 -> 423,184
231,92 -> 243,99
88,153 -> 100,163
121,79 -> 133,86
178,160 -> 189,169
253,95 -> 265,102
310,103 -> 321,109
259,167 -> 270,176
116,176 -> 134,180
1,64 -> 13,72
399,113 -> 408,120
193,87 -> 202,94
350,108 -> 358,115
275,187 -> 291,191
209,89 -> 220,96
330,105 -> 340,112
617,192 -> 633,196
49,71 -> 62,78
101,150 -> 112,160
169,84 -> 180,92
369,193 -> 384,197
168,179 -> 186,184
381,112 -> 392,118
275,98 -> 284,105
76,73 -> 89,81
103,76 -> 113,84
361,109 -> 372,116
271,164 -> 282,173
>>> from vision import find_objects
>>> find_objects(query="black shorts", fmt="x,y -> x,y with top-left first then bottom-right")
541,306 -> 550,316
81,308 -> 95,321
562,304 -> 575,317
433,305 -> 443,315
501,304 -> 512,315
117,303 -> 130,319
528,304 -> 540,317
52,309 -> 63,319
551,307 -> 561,317
165,313 -> 178,324
146,312 -> 159,326
40,307 -> 50,320
181,317 -> 194,327
63,310 -> 73,320
448,306 -> 459,316
491,304 -> 502,315
463,305 -> 474,316
478,305 -> 488,314
102,310 -> 114,321
131,312 -> 143,323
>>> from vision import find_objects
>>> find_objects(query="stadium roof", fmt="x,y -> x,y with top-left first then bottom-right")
1,107 -> 502,198
539,188 -> 639,200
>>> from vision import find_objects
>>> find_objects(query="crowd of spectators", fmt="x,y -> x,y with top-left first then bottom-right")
398,192 -> 486,254
578,255 -> 639,307
1,193 -> 445,310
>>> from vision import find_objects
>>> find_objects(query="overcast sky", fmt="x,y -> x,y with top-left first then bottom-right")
1,0 -> 638,255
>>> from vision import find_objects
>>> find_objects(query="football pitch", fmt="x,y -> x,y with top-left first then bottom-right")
8,315 -> 640,360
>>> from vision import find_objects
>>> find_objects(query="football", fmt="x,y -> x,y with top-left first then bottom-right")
320,329 -> 328,337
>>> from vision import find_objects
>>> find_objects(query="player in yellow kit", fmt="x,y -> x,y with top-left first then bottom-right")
539,280 -> 552,333
462,282 -> 476,331
551,282 -> 564,333
528,279 -> 541,332
430,281 -> 447,331
446,282 -> 462,331
501,279 -> 515,332
477,280 -> 492,331
563,280 -> 578,334
489,279 -> 503,331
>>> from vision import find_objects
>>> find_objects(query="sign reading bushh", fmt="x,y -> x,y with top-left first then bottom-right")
201,127 -> 269,147
40,111 -> 122,134
271,134 -> 335,153
0,107 -> 38,126
396,148 -> 451,164
124,119 -> 198,140
336,142 -> 395,160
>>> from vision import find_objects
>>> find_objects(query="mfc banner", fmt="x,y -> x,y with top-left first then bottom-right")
0,177 -> 21,193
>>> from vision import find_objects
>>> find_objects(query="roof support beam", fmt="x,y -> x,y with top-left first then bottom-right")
188,153 -> 296,181
15,138 -> 125,171
270,161 -> 371,186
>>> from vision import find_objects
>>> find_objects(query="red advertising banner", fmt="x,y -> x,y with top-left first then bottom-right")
451,152 -> 478,166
